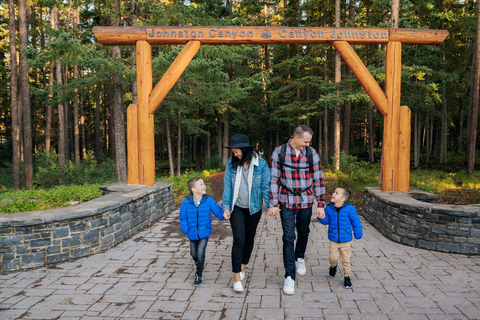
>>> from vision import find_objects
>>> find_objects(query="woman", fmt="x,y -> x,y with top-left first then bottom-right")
222,134 -> 271,292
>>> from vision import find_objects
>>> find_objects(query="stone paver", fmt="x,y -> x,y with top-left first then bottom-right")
1,203 -> 480,320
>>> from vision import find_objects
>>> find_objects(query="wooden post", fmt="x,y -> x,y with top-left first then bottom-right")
333,41 -> 387,116
383,41 -> 402,191
149,41 -> 201,114
127,104 -> 139,184
398,105 -> 411,191
136,41 -> 155,185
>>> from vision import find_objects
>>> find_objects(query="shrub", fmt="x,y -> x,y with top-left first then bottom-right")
162,168 -> 221,203
206,155 -> 224,170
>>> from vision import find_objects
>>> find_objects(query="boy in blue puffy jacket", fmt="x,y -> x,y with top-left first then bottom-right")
317,186 -> 363,289
180,177 -> 226,287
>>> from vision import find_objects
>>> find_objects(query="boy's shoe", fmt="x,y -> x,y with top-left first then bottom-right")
296,258 -> 306,276
329,265 -> 337,278
194,274 -> 203,287
233,281 -> 244,292
240,271 -> 245,281
283,276 -> 295,295
344,276 -> 352,289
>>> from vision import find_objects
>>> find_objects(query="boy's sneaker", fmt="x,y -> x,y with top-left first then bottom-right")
296,258 -> 306,275
344,276 -> 352,289
329,265 -> 337,278
283,276 -> 295,295
194,274 -> 203,287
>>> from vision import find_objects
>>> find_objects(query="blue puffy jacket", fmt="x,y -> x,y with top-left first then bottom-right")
318,202 -> 363,243
179,194 -> 225,240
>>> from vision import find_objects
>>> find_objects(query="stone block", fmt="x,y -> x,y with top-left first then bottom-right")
432,225 -> 446,234
460,244 -> 479,254
108,213 -> 121,225
47,253 -> 70,264
418,240 -> 436,250
83,229 -> 99,244
446,229 -> 469,237
438,215 -> 456,223
30,238 -> 51,247
468,237 -> 480,244
16,245 -> 29,254
53,227 -> 69,238
3,253 -> 14,259
401,237 -> 416,246
90,218 -> 108,228
2,259 -> 19,271
0,228 -> 12,234
114,230 -> 124,242
395,228 -> 407,237
47,245 -> 61,254
437,242 -> 459,253
458,218 -> 472,224
25,233 -> 40,240
15,226 -> 33,234
1,235 -> 23,245
71,247 -> 90,258
0,246 -> 11,253
62,236 -> 81,247
101,234 -> 114,244
70,221 -> 86,231
22,252 -> 45,268
424,233 -> 437,241
471,228 -> 480,237
453,236 -> 468,243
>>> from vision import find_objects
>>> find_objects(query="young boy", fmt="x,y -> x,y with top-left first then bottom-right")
179,177 -> 226,286
317,186 -> 363,289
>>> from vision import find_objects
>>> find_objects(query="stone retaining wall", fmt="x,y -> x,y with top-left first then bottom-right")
0,182 -> 175,272
362,187 -> 480,255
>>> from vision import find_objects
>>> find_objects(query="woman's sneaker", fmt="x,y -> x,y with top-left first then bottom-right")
240,271 -> 245,281
344,276 -> 352,289
329,265 -> 337,278
194,274 -> 203,287
296,258 -> 306,275
233,281 -> 244,292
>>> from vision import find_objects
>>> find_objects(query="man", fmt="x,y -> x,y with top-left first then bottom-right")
268,125 -> 326,295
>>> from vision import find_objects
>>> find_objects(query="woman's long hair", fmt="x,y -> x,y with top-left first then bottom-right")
231,147 -> 258,169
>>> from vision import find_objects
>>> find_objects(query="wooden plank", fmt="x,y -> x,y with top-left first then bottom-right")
127,104 -> 139,184
333,41 -> 387,116
398,105 -> 411,192
149,41 -> 201,114
93,26 -> 448,46
136,41 -> 156,185
390,28 -> 449,45
382,41 -> 402,191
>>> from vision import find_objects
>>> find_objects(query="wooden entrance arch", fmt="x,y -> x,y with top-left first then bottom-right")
93,26 -> 448,191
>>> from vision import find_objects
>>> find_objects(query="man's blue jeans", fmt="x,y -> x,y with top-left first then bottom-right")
190,237 -> 209,276
280,205 -> 312,280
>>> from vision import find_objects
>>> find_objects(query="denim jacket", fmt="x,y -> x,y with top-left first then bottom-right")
222,155 -> 271,214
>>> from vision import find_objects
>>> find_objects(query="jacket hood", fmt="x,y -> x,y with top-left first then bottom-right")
327,201 -> 351,209
186,193 -> 209,204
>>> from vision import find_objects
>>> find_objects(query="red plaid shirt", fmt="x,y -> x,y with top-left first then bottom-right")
269,141 -> 325,209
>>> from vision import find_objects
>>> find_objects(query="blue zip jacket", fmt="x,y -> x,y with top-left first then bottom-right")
222,155 -> 271,214
179,194 -> 225,241
318,202 -> 363,243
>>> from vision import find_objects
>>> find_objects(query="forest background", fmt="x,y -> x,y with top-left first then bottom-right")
1,0 -> 480,205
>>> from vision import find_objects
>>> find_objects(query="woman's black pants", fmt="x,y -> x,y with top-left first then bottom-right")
230,205 -> 262,273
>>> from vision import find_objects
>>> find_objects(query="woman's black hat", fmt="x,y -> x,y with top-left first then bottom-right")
225,134 -> 254,148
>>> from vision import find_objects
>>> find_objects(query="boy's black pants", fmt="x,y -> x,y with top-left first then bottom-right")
190,237 -> 208,276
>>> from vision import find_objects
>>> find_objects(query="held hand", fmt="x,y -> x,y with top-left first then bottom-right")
316,207 -> 325,219
224,210 -> 231,220
268,207 -> 280,217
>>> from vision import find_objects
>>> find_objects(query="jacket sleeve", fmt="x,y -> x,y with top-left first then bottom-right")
179,200 -> 189,234
269,147 -> 281,207
349,206 -> 363,240
222,159 -> 233,211
260,159 -> 271,208
210,199 -> 225,221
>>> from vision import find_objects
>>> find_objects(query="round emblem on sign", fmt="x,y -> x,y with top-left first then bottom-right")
261,31 -> 272,39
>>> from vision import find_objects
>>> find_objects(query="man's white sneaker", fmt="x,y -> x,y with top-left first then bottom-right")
240,271 -> 245,281
283,276 -> 295,295
296,258 -> 306,275
233,281 -> 244,292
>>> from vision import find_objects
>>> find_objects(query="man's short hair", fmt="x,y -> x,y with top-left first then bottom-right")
293,125 -> 314,137
338,186 -> 352,202
188,177 -> 202,192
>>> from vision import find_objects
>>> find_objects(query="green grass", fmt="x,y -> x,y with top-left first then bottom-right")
0,184 -> 103,214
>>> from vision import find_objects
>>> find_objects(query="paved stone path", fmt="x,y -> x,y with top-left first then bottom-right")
1,203 -> 480,319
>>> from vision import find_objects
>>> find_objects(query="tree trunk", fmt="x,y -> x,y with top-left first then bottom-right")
368,105 -> 375,163
440,81 -> 447,164
391,0 -> 400,28
112,47 -> 127,182
318,113 -> 323,161
73,65 -> 80,164
46,66 -> 53,153
95,87 -> 101,157
195,137 -> 201,171
166,118 -> 174,177
342,100 -> 351,154
9,0 -> 21,190
177,112 -> 182,176
217,117 -> 222,158
467,0 -> 480,172
222,110 -> 230,166
457,99 -> 464,154
323,48 -> 329,166
414,109 -> 420,168
80,94 -> 86,158
333,0 -> 341,171
19,0 -> 33,188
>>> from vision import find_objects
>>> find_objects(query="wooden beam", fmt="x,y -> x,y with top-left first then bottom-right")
382,41 -> 402,191
398,105 -> 411,192
149,41 -> 201,114
333,41 -> 387,116
127,104 -> 139,184
136,41 -> 156,185
93,26 -> 448,46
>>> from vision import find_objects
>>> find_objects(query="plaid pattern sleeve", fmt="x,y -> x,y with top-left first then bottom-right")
311,148 -> 326,208
269,143 -> 326,209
